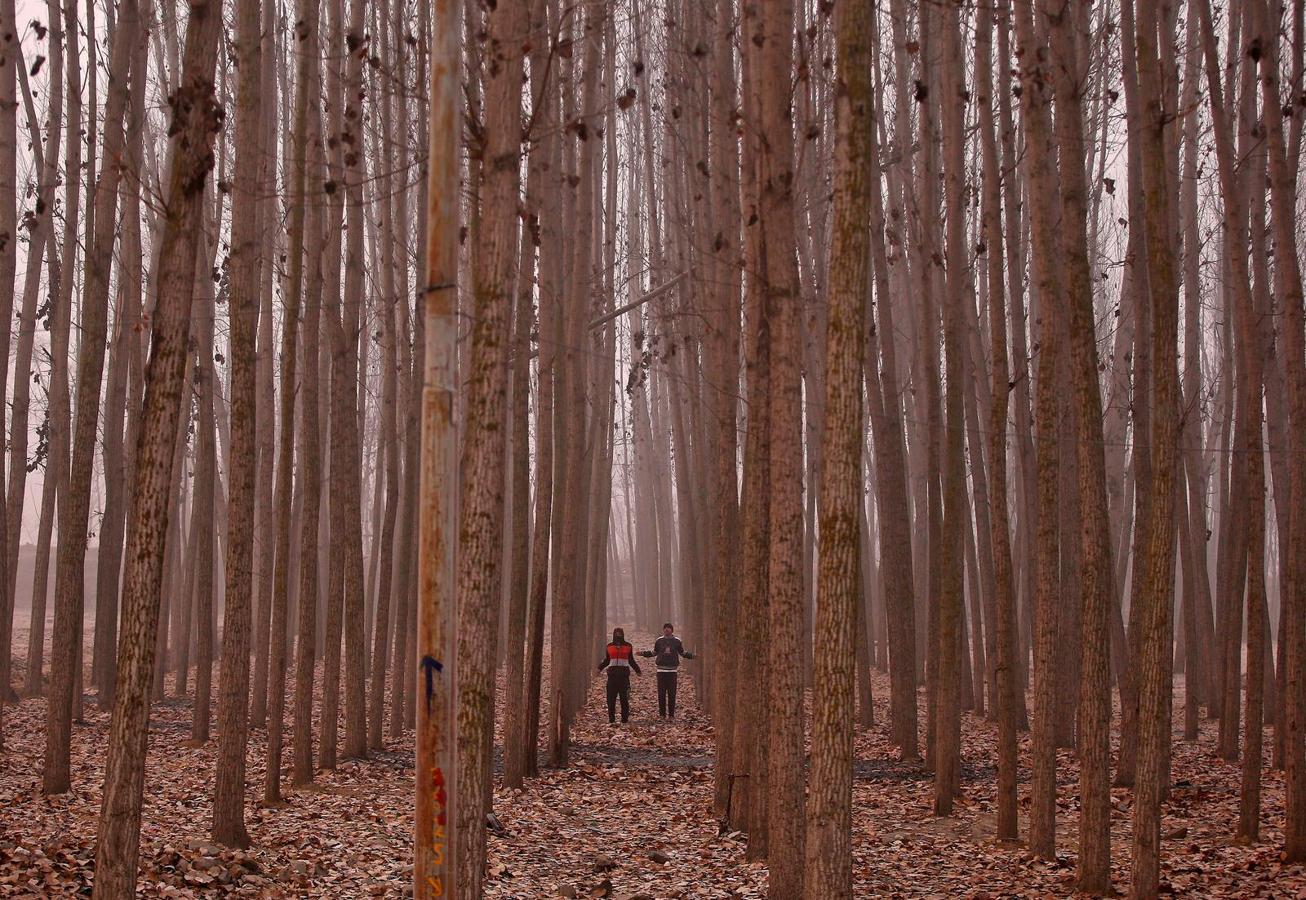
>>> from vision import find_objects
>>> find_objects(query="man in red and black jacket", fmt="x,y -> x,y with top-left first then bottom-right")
597,627 -> 642,725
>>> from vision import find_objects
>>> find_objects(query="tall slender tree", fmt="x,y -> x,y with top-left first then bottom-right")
977,0 -> 1019,844
759,0 -> 807,891
1129,0 -> 1182,892
803,0 -> 870,889
42,0 -> 138,796
454,0 -> 528,888
1254,0 -> 1306,860
212,0 -> 264,846
1044,0 -> 1116,887
1012,0 -> 1065,860
91,0 -> 224,885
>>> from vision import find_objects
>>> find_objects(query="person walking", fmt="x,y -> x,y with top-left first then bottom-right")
598,627 -> 642,725
640,623 -> 694,719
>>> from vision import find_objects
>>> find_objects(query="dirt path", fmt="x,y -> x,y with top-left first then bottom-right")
485,637 -> 763,899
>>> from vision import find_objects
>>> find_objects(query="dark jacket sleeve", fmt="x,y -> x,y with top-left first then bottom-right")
631,653 -> 642,675
598,649 -> 609,672
677,637 -> 693,659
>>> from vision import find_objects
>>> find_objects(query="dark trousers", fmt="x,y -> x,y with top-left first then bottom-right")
657,671 -> 678,717
606,676 -> 631,723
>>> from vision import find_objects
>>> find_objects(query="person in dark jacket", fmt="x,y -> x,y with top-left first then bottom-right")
597,627 -> 642,724
639,623 -> 694,719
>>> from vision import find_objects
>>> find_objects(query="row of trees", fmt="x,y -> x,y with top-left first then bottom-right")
0,0 -> 439,889
501,0 -> 1306,895
0,0 -> 1304,897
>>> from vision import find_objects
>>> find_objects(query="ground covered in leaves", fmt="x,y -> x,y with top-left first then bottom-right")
0,623 -> 1303,897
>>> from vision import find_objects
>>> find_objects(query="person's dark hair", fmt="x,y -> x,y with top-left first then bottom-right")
612,627 -> 625,642
663,622 -> 673,631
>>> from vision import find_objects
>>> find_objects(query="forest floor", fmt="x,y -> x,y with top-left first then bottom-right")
0,622 -> 1303,897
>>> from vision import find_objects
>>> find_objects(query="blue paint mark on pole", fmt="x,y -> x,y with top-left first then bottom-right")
421,656 -> 444,710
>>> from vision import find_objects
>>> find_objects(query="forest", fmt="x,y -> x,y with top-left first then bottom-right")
0,0 -> 1305,895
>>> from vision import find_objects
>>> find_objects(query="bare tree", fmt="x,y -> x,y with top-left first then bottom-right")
453,0 -> 527,887
43,0 -> 138,796
1012,0 -> 1065,860
1254,0 -> 1306,860
933,0 -> 968,816
1044,0 -> 1116,887
758,0 -> 807,891
211,0 -> 264,846
1128,0 -> 1182,891
294,15 -> 327,784
734,2 -> 772,855
336,0 -> 369,762
976,0 -> 1018,844
91,0 -> 223,884
803,0 -> 870,889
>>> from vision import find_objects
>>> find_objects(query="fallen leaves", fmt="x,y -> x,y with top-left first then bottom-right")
1,629 -> 1305,896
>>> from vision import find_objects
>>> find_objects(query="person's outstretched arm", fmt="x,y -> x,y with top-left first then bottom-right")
631,654 -> 642,675
677,637 -> 694,659
597,652 -> 609,673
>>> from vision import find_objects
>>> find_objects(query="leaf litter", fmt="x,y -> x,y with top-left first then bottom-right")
0,629 -> 1302,896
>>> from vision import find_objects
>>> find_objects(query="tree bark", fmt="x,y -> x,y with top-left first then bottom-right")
1252,0 -> 1306,860
933,0 -> 968,815
211,0 -> 264,846
802,0 -> 869,888
1129,0 -> 1182,892
759,0 -> 807,891
454,0 -> 527,888
1044,0 -> 1116,887
91,0 -> 222,883
1012,0 -> 1064,860
43,0 -> 137,796
864,10 -> 918,759
977,0 -> 1018,843
190,271 -> 218,745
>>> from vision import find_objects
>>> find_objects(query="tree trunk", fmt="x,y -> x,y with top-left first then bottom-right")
933,0 -> 968,815
802,0 -> 869,888
26,0 -> 83,703
90,0 -> 222,883
296,97 -> 326,774
707,0 -> 742,822
454,0 -> 527,887
1129,0 -> 1182,891
43,0 -> 136,796
1044,0 -> 1117,887
248,0 -> 279,729
1252,0 -> 1306,861
210,0 -> 263,846
2,0 -> 61,714
734,5 -> 770,855
977,0 -> 1018,843
276,0 -> 321,793
190,272 -> 218,745
759,0 -> 807,891
1013,0 -> 1064,860
501,0 -> 550,784
864,8 -> 918,758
